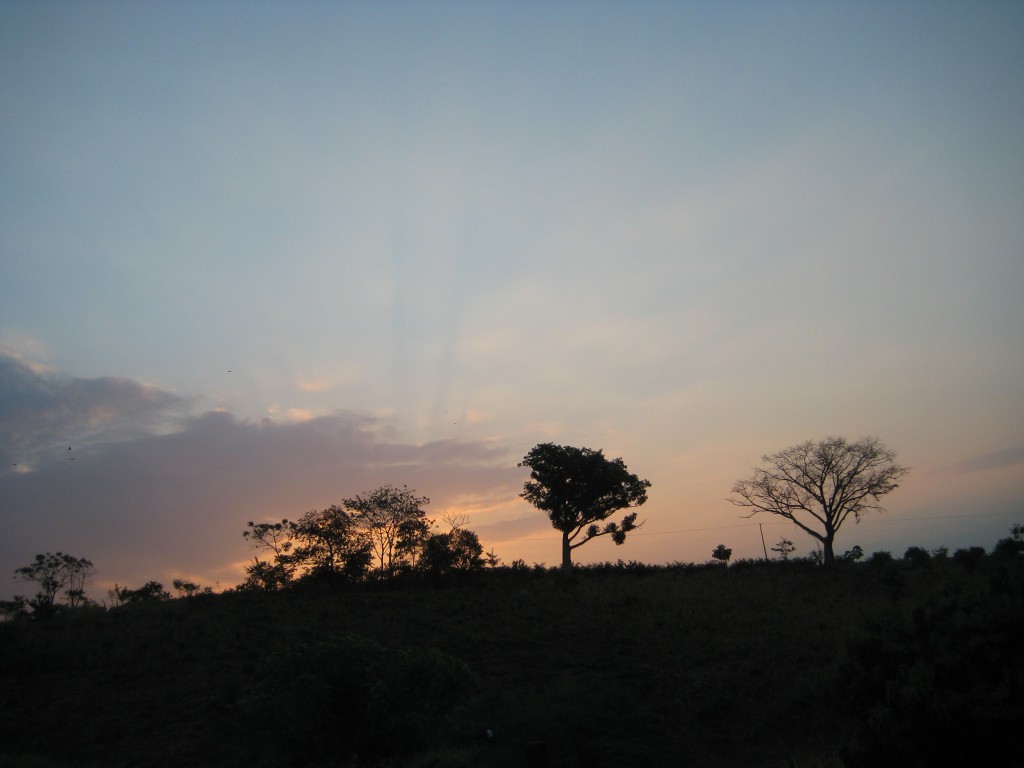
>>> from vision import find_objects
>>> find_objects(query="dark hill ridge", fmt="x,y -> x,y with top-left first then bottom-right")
1,557 -> 1021,767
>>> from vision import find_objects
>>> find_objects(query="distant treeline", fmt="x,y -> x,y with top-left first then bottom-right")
6,435 -> 953,613
3,523 -> 1021,619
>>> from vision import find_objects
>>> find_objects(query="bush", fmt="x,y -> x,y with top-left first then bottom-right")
842,545 -> 864,562
993,536 -> 1024,558
838,560 -> 1024,766
952,546 -> 986,572
866,551 -> 893,566
902,547 -> 931,567
242,634 -> 477,764
992,524 -> 1024,558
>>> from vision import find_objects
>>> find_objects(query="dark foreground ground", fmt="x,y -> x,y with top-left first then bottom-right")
1,554 -> 1021,767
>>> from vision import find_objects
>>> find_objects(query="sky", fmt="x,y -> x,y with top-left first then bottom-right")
2,1 -> 1022,600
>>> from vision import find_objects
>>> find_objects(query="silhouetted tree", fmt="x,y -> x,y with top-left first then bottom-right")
13,552 -> 95,612
903,546 -> 931,566
842,545 -> 865,562
346,485 -> 432,578
729,436 -> 908,568
993,524 -> 1024,558
172,578 -> 212,598
242,519 -> 296,589
240,558 -> 291,592
292,505 -> 373,581
867,550 -> 893,565
711,544 -> 732,564
771,537 -> 797,561
952,546 -> 986,571
519,443 -> 650,572
420,525 -> 486,577
110,581 -> 171,605
484,548 -> 502,568
0,596 -> 28,619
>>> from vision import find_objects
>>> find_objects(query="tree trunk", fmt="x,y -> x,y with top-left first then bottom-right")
823,536 -> 836,568
561,532 -> 572,573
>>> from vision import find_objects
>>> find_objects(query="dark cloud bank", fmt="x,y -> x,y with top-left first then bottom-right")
0,351 -> 526,598
0,350 -> 186,469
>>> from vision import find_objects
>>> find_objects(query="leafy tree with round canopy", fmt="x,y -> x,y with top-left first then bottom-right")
711,544 -> 732,564
729,436 -> 908,568
420,528 -> 486,577
519,443 -> 650,572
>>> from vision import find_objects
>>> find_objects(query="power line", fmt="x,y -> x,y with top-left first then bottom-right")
844,510 -> 1019,525
512,510 -> 1019,542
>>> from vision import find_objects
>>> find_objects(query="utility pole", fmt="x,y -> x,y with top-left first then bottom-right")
759,523 -> 769,562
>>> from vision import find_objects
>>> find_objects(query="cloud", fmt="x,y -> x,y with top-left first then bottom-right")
474,514 -> 551,544
294,366 -> 358,394
0,348 -> 187,471
266,405 -> 315,423
0,358 -> 526,597
953,447 -> 1024,474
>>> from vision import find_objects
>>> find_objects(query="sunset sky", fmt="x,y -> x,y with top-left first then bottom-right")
2,2 -> 1022,599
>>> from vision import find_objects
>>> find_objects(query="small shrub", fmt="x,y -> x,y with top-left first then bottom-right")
842,545 -> 864,562
771,538 -> 797,561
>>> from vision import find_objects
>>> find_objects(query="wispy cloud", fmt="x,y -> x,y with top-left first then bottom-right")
294,366 -> 358,394
953,447 -> 1024,474
474,514 -> 551,545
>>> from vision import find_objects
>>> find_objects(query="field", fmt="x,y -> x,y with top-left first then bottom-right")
1,554 -> 1021,767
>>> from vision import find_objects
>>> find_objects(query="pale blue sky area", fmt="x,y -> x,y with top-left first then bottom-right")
2,2 -> 1022,594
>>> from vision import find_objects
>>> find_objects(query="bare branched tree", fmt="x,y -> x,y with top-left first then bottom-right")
729,436 -> 908,568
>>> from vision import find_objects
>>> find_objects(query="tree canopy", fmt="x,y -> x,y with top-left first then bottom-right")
520,443 -> 650,572
419,528 -> 486,578
345,485 -> 432,578
13,552 -> 95,612
291,505 -> 372,581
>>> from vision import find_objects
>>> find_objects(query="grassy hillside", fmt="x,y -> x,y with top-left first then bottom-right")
1,555 -> 1021,767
